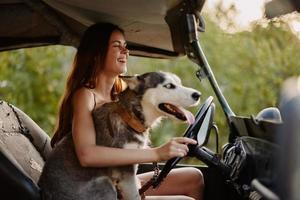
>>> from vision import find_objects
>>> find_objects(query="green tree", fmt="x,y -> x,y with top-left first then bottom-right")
0,46 -> 75,135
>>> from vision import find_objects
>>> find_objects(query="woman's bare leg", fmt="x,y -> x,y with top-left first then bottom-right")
138,167 -> 204,200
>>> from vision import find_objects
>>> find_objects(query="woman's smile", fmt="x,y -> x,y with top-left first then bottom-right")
117,57 -> 127,63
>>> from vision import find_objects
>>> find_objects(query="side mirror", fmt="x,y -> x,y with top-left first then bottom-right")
255,107 -> 282,124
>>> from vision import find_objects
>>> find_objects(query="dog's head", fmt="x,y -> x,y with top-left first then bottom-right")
121,72 -> 201,126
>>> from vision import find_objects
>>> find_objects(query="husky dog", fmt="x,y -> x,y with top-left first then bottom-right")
38,71 -> 201,200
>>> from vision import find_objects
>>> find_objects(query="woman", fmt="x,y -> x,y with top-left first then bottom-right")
51,22 -> 204,200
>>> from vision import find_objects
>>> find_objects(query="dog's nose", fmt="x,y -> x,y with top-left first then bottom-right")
191,92 -> 201,101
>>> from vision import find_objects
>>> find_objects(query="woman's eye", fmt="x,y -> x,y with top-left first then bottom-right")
163,83 -> 176,89
113,44 -> 127,50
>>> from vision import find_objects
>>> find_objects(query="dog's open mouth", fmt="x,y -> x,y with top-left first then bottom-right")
158,103 -> 195,125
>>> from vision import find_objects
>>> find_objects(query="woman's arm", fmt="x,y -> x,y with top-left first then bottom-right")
72,88 -> 196,168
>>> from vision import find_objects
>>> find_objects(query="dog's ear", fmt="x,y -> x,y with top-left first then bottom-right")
120,75 -> 140,91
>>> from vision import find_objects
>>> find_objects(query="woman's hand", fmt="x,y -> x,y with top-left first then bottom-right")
154,137 -> 197,161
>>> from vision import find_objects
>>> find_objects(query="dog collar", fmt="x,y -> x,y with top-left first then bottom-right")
115,105 -> 147,133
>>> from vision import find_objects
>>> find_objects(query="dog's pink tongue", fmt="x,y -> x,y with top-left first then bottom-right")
182,109 -> 195,125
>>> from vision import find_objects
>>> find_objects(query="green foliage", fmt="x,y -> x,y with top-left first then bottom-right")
1,17 -> 300,165
0,46 -> 75,135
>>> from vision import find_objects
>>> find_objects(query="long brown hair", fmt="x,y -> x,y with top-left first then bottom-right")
51,23 -> 124,147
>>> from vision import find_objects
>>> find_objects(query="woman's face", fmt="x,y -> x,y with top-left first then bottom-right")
103,30 -> 129,76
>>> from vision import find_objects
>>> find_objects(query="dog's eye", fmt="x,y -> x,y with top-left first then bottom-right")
163,83 -> 176,89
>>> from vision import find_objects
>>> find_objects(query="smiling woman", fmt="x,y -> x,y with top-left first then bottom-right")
37,22 -> 204,200
4,0 -> 299,199
50,23 -> 127,146
0,1 -> 209,199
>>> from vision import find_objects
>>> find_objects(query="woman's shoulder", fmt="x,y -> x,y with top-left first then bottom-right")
73,87 -> 95,110
74,87 -> 94,100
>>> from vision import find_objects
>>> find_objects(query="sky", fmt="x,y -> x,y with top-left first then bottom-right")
204,0 -> 300,36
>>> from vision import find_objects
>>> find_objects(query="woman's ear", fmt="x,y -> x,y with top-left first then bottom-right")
119,75 -> 139,90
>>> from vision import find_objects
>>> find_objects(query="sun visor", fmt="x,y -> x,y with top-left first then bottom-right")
43,0 -> 205,57
1,0 -> 205,58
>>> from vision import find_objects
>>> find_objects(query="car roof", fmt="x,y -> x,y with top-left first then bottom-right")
0,0 -> 205,58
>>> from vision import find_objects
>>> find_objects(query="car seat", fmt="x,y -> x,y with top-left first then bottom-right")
0,100 -> 52,200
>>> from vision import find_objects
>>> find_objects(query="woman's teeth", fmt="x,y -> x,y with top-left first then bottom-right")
117,58 -> 126,63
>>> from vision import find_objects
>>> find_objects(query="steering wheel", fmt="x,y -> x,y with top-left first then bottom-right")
152,96 -> 215,188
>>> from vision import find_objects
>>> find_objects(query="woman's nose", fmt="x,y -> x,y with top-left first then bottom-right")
120,46 -> 129,54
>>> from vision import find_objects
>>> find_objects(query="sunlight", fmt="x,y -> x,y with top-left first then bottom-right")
205,0 -> 268,31
291,17 -> 300,32
293,22 -> 300,32
231,0 -> 266,28
290,21 -> 300,39
205,0 -> 300,37
281,12 -> 300,38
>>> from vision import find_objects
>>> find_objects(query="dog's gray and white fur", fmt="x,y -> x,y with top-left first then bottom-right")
38,71 -> 200,200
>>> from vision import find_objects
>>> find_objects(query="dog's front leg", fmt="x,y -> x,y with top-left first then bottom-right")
117,173 -> 141,200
